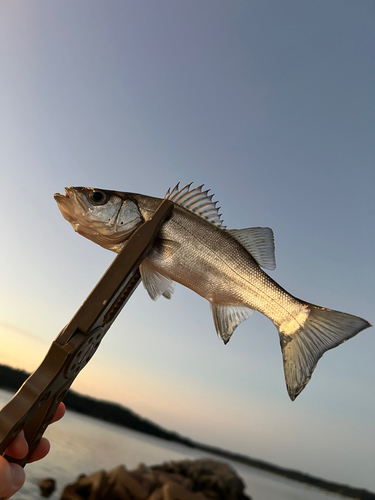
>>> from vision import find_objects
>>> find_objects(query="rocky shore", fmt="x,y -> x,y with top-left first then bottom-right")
59,459 -> 252,500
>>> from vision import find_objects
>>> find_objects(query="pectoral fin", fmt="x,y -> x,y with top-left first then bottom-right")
140,261 -> 176,300
210,304 -> 255,344
150,238 -> 181,261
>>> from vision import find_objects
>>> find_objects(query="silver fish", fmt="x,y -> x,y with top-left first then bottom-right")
54,183 -> 371,400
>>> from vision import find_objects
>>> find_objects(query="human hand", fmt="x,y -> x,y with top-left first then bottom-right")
0,402 -> 65,499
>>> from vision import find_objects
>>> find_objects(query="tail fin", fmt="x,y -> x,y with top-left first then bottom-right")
279,304 -> 371,401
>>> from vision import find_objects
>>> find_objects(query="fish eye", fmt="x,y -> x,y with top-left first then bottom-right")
87,190 -> 108,205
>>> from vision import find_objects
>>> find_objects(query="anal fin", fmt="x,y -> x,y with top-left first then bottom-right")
211,304 -> 255,344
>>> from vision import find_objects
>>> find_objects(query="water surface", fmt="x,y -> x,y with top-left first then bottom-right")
0,390 -> 343,500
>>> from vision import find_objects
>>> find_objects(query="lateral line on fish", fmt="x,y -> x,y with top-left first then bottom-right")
169,216 -> 305,330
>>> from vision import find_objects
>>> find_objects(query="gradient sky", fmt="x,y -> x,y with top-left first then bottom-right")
0,0 -> 374,492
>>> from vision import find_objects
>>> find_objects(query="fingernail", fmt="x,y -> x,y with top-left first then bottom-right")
9,463 -> 25,488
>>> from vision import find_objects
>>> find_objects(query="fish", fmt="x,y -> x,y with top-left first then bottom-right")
54,183 -> 371,400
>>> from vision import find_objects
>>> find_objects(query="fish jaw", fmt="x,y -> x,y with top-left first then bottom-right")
54,188 -> 78,225
54,187 -> 144,251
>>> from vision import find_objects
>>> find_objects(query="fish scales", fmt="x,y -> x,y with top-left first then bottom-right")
141,201 -> 304,327
54,183 -> 371,400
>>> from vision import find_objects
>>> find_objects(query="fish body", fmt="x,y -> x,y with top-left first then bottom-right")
54,184 -> 371,400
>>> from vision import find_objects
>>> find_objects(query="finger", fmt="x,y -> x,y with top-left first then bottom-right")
51,402 -> 65,424
3,402 -> 65,466
27,403 -> 64,463
0,457 -> 25,498
4,431 -> 28,460
27,437 -> 50,464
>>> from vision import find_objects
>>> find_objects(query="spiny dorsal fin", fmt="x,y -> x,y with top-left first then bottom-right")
165,183 -> 225,228
227,227 -> 276,270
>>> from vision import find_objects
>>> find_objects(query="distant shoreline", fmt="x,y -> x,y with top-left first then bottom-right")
0,364 -> 374,500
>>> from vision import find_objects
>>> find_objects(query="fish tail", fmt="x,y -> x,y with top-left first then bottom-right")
278,304 -> 371,401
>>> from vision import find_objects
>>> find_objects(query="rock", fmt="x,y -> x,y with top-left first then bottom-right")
151,459 -> 250,500
60,459 -> 252,500
61,484 -> 84,500
162,480 -> 206,500
107,465 -> 149,500
154,471 -> 193,491
61,470 -> 108,500
147,488 -> 163,500
39,478 -> 56,497
131,464 -> 159,494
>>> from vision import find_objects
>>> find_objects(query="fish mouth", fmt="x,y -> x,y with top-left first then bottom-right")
54,188 -> 85,210
54,187 -> 82,223
54,187 -> 72,200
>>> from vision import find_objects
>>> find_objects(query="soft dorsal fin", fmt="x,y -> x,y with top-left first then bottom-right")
165,183 -> 225,228
227,227 -> 276,270
210,303 -> 255,344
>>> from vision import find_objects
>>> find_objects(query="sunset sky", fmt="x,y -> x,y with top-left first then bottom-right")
0,0 -> 374,492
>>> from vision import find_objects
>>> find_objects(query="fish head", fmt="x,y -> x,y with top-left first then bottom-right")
54,187 -> 144,251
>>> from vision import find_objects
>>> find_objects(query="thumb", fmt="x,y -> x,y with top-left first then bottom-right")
0,457 -> 25,498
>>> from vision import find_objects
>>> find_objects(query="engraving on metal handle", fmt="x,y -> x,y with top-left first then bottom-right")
103,270 -> 141,325
64,327 -> 106,379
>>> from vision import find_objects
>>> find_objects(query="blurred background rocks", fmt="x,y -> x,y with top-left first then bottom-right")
60,459 -> 252,500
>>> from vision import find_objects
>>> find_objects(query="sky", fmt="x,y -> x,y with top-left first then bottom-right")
0,0 -> 374,492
